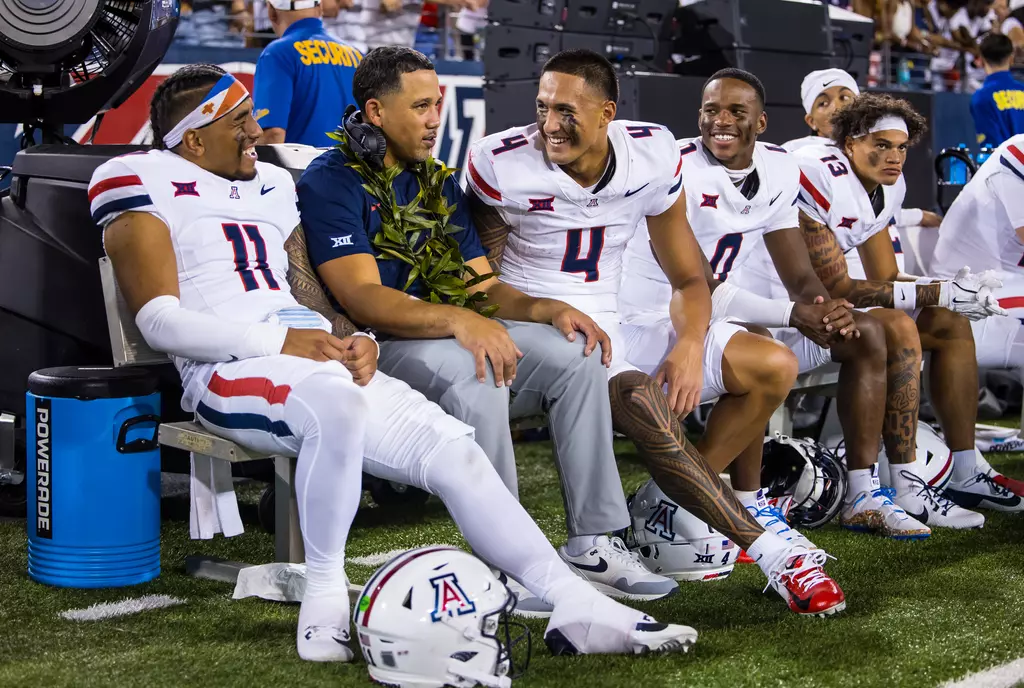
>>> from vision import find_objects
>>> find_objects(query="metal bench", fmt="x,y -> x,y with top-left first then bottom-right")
768,363 -> 841,438
99,257 -> 303,582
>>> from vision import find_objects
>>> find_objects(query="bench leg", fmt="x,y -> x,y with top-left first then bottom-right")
768,397 -> 794,438
275,456 -> 304,563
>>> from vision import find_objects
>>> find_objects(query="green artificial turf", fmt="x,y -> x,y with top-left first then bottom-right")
1,440 -> 1023,688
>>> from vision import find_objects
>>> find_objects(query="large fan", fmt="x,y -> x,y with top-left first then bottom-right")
0,0 -> 179,136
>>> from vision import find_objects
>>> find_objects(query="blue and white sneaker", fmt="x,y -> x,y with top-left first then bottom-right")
840,487 -> 932,539
558,535 -> 679,601
745,489 -> 814,548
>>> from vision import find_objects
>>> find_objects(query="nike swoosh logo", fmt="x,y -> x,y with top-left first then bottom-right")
228,355 -> 239,362
792,592 -> 814,611
770,191 -> 783,205
261,185 -> 275,195
823,79 -> 837,87
905,508 -> 929,524
572,557 -> 609,573
625,183 -> 649,197
333,635 -> 350,646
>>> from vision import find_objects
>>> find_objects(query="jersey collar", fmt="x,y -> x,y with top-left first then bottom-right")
283,17 -> 324,37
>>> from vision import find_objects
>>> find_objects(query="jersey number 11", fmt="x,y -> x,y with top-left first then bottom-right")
223,223 -> 280,292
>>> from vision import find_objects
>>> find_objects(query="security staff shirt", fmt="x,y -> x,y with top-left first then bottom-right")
253,18 -> 362,147
970,69 -> 1024,148
297,148 -> 486,302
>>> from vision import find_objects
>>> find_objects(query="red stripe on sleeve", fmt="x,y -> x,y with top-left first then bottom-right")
207,372 -> 291,405
799,171 -> 831,213
88,175 -> 143,203
998,296 -> 1024,310
674,153 -> 683,177
468,157 -> 502,202
1009,145 -> 1024,167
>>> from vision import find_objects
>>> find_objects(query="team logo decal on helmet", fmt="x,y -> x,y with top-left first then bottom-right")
431,572 -> 478,622
644,500 -> 679,541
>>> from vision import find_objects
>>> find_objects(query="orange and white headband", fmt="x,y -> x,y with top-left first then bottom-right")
163,73 -> 250,149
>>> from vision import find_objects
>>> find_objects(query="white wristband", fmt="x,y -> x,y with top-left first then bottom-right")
938,281 -> 952,309
711,281 -> 795,327
893,281 -> 917,311
350,331 -> 380,360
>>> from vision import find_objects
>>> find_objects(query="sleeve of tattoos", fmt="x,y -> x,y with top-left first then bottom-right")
284,225 -> 359,338
467,188 -> 510,273
799,210 -> 941,309
608,370 -> 764,549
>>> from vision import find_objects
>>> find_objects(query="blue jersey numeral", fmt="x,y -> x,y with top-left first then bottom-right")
560,227 -> 606,282
223,223 -> 280,292
708,232 -> 743,281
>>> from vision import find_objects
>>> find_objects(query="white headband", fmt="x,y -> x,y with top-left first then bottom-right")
856,115 -> 909,138
800,68 -> 860,114
162,73 -> 250,149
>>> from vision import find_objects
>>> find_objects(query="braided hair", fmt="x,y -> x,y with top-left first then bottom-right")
149,64 -> 226,150
829,93 -> 927,149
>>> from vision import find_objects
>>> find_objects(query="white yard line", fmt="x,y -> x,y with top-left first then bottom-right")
940,658 -> 1024,688
59,595 -> 186,622
347,545 -> 450,569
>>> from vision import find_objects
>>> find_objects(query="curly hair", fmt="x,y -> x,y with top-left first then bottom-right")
149,64 -> 226,150
829,92 -> 927,148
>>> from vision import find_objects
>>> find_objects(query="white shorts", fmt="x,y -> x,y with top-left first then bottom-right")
614,312 -> 746,402
182,355 -> 473,490
770,327 -> 833,374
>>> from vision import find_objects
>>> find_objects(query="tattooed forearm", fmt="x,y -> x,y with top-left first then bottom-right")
915,283 -> 942,307
284,226 -> 359,339
882,347 -> 921,465
608,371 -> 763,548
800,212 -> 853,296
467,189 -> 511,273
842,280 -> 895,308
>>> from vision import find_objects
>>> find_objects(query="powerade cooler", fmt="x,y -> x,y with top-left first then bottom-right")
26,366 -> 162,588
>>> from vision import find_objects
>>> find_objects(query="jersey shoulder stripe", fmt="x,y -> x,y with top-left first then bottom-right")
799,170 -> 831,213
468,153 -> 502,201
763,144 -> 788,153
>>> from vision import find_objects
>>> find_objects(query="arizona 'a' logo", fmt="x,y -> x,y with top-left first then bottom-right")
644,499 -> 678,541
172,181 -> 199,197
229,185 -> 240,199
838,216 -> 857,229
430,573 -> 476,622
700,193 -> 719,209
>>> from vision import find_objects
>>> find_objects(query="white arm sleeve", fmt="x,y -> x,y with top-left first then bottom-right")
135,295 -> 289,363
711,282 -> 795,328
896,207 -> 924,227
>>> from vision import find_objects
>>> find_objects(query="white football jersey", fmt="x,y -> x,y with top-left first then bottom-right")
620,138 -> 800,317
465,120 -> 682,315
932,134 -> 1024,278
782,135 -> 833,153
793,143 -> 907,252
89,149 -> 313,372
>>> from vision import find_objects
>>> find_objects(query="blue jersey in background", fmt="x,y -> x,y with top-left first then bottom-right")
970,69 -> 1024,148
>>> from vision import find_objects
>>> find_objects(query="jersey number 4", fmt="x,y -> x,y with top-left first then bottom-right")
561,227 -> 605,282
708,233 -> 743,281
223,223 -> 280,292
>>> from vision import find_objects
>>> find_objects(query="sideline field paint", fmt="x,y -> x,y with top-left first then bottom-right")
940,658 -> 1024,688
59,595 -> 186,622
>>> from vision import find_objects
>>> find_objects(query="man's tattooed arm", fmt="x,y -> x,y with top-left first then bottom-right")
799,211 -> 942,308
608,371 -> 763,549
467,187 -> 510,273
284,225 -> 359,339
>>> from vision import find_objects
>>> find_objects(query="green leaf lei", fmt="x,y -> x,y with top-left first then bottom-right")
327,128 -> 499,318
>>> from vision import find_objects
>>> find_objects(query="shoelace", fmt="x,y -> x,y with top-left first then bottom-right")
751,504 -> 793,537
896,471 -> 958,516
762,547 -> 831,594
970,471 -> 1015,498
606,536 -> 648,569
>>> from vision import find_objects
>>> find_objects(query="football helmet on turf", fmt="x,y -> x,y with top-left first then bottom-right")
761,434 -> 847,529
623,479 -> 738,582
878,422 -> 954,490
353,546 -> 531,688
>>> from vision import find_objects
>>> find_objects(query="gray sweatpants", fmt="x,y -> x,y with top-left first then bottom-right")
376,319 -> 629,537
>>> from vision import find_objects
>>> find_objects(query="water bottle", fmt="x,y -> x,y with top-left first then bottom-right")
949,143 -> 970,184
897,58 -> 912,88
976,144 -> 994,167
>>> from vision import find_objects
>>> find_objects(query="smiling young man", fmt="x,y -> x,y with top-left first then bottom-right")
789,93 -> 1023,521
295,46 -> 683,607
466,50 -> 847,617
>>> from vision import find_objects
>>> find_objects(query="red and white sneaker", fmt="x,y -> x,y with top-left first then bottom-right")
763,546 -> 845,617
974,453 -> 1024,498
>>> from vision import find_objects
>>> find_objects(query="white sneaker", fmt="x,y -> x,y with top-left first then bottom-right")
942,470 -> 1024,513
559,535 -> 679,601
494,571 -> 554,619
543,592 -> 696,656
746,490 -> 814,548
297,595 -> 354,662
891,469 -> 986,529
840,487 -> 932,540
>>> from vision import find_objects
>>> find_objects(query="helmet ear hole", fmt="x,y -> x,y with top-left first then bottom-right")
402,587 -> 413,610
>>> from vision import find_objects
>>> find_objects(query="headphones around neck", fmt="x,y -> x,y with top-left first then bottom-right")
342,104 -> 387,169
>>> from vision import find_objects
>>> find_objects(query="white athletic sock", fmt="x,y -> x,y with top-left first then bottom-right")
890,459 -> 921,495
748,531 -> 790,573
422,436 -> 588,606
564,534 -> 603,557
285,373 -> 368,601
951,449 -> 978,482
846,465 -> 880,504
735,489 -> 765,511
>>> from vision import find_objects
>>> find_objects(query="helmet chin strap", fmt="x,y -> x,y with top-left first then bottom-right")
448,661 -> 512,688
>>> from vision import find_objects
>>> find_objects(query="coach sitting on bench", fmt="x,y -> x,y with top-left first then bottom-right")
293,46 -> 679,605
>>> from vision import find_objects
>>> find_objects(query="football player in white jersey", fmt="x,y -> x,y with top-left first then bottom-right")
92,64 -> 699,663
622,69 -> 938,541
931,133 -> 1024,498
790,93 -> 1024,521
467,49 -> 846,617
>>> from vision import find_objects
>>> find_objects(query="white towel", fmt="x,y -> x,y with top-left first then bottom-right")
189,452 -> 244,539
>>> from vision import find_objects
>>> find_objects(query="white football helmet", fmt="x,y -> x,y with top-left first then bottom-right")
877,422 -> 954,490
623,479 -> 738,582
761,434 -> 846,529
353,547 -> 530,688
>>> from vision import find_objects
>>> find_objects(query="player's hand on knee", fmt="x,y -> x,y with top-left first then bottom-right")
791,296 -> 858,347
281,328 -> 348,363
655,337 -> 704,417
339,335 -> 378,386
453,312 -> 522,386
549,305 -> 613,366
